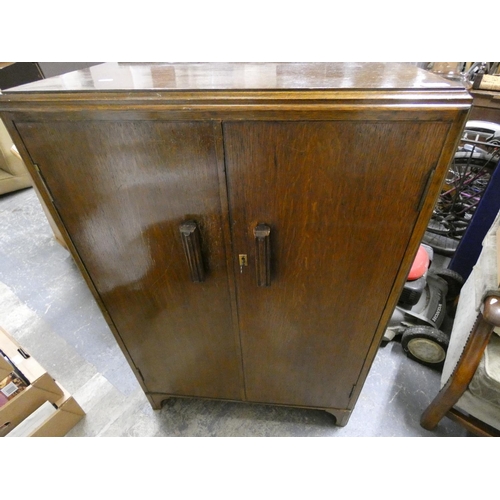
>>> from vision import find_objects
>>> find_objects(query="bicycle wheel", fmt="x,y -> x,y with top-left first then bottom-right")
426,155 -> 497,252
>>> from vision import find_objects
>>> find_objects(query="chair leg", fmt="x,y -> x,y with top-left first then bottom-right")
420,306 -> 496,431
447,408 -> 500,437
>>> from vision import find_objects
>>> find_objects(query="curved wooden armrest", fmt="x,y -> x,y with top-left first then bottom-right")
421,295 -> 500,431
483,295 -> 500,326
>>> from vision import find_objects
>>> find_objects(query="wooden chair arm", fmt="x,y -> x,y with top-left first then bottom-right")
421,295 -> 500,431
483,295 -> 500,326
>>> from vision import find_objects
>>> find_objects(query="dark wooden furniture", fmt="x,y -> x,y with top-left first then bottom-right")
0,63 -> 471,426
469,89 -> 500,123
421,296 -> 500,436
421,216 -> 500,437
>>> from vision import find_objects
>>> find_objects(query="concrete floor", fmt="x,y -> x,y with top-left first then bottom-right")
0,187 -> 468,437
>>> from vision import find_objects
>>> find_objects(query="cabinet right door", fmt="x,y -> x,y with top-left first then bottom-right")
224,120 -> 450,408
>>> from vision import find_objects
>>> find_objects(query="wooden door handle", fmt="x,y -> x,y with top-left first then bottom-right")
179,220 -> 205,283
254,223 -> 271,287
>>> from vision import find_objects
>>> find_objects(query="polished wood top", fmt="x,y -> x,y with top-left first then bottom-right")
2,62 -> 466,93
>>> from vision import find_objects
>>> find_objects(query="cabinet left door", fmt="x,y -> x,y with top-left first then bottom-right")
16,119 -> 244,401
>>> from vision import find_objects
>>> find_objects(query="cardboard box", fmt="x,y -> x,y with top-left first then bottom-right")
28,386 -> 84,437
0,371 -> 29,406
0,327 -> 66,436
6,384 -> 85,437
0,353 -> 13,380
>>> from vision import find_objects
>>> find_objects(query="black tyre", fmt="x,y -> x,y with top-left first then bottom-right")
433,268 -> 464,299
426,156 -> 495,251
422,231 -> 459,256
401,326 -> 449,369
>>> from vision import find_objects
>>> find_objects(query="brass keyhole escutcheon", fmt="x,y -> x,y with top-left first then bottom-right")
239,254 -> 248,273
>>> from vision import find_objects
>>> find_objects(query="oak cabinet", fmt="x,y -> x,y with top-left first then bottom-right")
0,63 -> 471,426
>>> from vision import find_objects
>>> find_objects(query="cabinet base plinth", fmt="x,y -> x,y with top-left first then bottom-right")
148,393 -> 172,410
324,408 -> 352,427
147,392 -> 351,426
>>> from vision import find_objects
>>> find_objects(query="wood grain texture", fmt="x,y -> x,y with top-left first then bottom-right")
469,89 -> 500,124
16,120 -> 243,400
0,64 -> 471,119
224,121 -> 450,408
0,113 -> 154,402
254,223 -> 271,287
3,62 -> 464,93
179,220 -> 206,283
0,63 -> 472,422
344,109 -> 469,411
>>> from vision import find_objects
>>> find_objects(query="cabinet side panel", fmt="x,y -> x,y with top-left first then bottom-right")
16,120 -> 242,400
224,120 -> 450,408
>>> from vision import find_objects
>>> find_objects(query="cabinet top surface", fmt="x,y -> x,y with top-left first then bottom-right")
2,62 -> 466,93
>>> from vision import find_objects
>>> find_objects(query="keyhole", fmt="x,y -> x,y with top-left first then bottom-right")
239,254 -> 248,273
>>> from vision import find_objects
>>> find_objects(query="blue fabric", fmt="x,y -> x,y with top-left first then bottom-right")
449,160 -> 500,280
